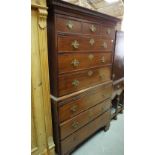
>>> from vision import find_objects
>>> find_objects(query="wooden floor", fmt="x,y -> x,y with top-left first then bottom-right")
72,113 -> 124,155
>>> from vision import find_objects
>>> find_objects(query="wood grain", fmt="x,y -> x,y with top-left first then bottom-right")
58,52 -> 112,74
61,110 -> 111,155
57,34 -> 114,52
58,66 -> 111,96
59,83 -> 112,123
31,1 -> 55,154
60,99 -> 111,139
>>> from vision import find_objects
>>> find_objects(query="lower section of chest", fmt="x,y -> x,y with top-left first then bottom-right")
51,82 -> 112,155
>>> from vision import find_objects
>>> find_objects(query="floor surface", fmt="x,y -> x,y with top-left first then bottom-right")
72,114 -> 124,155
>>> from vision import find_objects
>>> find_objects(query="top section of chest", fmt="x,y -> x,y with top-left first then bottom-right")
47,0 -> 121,97
47,1 -> 120,36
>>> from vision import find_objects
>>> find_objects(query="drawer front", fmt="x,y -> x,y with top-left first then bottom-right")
58,35 -> 113,52
58,66 -> 111,96
61,110 -> 111,155
58,52 -> 112,74
82,22 -> 100,35
56,16 -> 82,33
60,99 -> 111,140
59,84 -> 112,123
102,26 -> 115,39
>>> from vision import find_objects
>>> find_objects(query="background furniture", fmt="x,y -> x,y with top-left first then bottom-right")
111,31 -> 124,120
47,1 -> 120,155
31,0 -> 55,154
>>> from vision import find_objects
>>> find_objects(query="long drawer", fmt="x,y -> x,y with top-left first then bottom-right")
58,66 -> 111,96
61,110 -> 111,155
60,99 -> 111,140
57,35 -> 113,52
59,83 -> 112,123
58,52 -> 112,74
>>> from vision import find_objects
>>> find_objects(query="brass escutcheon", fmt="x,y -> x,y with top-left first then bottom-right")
72,40 -> 80,49
88,54 -> 94,60
71,59 -> 80,67
90,24 -> 96,32
88,70 -> 93,76
66,20 -> 73,29
89,38 -> 95,45
102,42 -> 108,48
72,121 -> 79,129
70,105 -> 78,113
72,80 -> 80,87
101,56 -> 105,63
107,28 -> 111,34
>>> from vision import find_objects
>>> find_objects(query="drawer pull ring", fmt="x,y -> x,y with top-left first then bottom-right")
89,38 -> 95,45
72,40 -> 80,49
72,121 -> 79,129
66,20 -> 73,30
88,70 -> 93,76
70,105 -> 78,113
72,80 -> 80,87
101,56 -> 105,63
107,28 -> 111,34
88,54 -> 94,60
71,59 -> 80,67
90,25 -> 96,32
102,42 -> 108,48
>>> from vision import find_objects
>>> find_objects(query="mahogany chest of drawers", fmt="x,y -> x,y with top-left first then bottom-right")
47,1 -> 121,155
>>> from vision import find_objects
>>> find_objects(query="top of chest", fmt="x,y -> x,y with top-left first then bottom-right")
47,0 -> 121,30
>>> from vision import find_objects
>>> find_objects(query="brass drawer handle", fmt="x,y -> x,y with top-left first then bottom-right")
101,56 -> 105,63
102,42 -> 108,48
72,121 -> 79,129
72,80 -> 80,87
107,28 -> 111,34
90,25 -> 96,32
70,105 -> 78,113
89,38 -> 95,45
88,70 -> 93,76
72,40 -> 80,49
88,54 -> 94,60
66,20 -> 73,30
71,59 -> 80,67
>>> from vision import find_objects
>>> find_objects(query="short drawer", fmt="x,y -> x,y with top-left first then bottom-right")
61,110 -> 111,155
56,16 -> 82,33
82,22 -> 100,35
101,26 -> 115,39
59,83 -> 112,123
57,35 -> 114,52
60,99 -> 111,140
58,52 -> 112,74
58,66 -> 111,96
